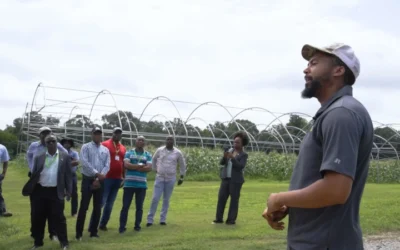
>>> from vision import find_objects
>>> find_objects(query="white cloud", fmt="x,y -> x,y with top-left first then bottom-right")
0,0 -> 399,133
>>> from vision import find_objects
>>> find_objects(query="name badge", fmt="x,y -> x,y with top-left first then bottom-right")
115,155 -> 120,161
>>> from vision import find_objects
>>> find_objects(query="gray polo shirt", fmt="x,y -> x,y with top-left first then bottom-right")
287,85 -> 373,250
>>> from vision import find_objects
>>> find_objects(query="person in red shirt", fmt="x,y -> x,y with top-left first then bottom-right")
88,127 -> 126,232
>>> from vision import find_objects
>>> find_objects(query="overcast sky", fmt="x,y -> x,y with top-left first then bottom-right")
1,0 -> 399,132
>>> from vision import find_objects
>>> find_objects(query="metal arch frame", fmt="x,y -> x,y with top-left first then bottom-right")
230,107 -> 297,153
183,118 -> 205,148
118,110 -> 133,147
64,105 -> 85,143
186,117 -> 217,148
372,121 -> 400,138
221,121 -> 257,151
209,126 -> 232,148
185,102 -> 241,131
257,130 -> 287,153
146,114 -> 177,144
17,102 -> 29,154
128,121 -> 140,137
138,96 -> 189,146
373,134 -> 399,160
250,123 -> 288,153
28,82 -> 46,143
88,89 -> 122,129
241,123 -> 286,151
92,119 -> 104,141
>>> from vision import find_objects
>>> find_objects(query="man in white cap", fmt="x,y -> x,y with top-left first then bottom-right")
26,126 -> 68,242
263,43 -> 373,250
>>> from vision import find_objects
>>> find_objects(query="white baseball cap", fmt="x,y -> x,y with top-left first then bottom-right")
301,43 -> 360,80
38,126 -> 52,134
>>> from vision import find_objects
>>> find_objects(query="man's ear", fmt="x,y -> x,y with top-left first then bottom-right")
332,65 -> 345,77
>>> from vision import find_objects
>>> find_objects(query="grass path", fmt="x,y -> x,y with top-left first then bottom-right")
0,165 -> 399,249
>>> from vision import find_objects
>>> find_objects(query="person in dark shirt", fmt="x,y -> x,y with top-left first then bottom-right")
262,43 -> 373,250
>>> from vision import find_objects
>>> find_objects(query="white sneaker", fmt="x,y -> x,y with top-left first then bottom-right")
51,235 -> 59,242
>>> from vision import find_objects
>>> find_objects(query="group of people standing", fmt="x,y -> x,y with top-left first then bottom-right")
22,126 -> 187,249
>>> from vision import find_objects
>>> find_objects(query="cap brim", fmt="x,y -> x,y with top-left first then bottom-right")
301,44 -> 335,61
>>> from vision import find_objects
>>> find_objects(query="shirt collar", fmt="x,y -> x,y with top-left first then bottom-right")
313,85 -> 353,121
46,149 -> 59,157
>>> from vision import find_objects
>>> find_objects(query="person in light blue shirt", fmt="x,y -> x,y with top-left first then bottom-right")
119,136 -> 152,233
61,138 -> 80,217
26,126 -> 67,242
0,144 -> 12,217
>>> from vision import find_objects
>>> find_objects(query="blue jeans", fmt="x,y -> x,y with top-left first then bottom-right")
88,178 -> 122,229
119,187 -> 146,231
147,176 -> 176,224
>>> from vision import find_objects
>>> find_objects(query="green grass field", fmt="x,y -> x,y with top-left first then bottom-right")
0,165 -> 400,250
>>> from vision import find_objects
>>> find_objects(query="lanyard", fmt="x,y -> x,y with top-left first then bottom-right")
113,141 -> 120,154
45,153 -> 59,168
132,149 -> 146,162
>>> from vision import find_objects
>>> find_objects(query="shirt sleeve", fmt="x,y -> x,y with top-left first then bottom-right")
0,147 -> 10,163
73,151 -> 79,160
100,147 -> 111,176
27,143 -> 35,171
319,108 -> 362,180
57,143 -> 68,154
146,152 -> 153,166
80,144 -> 98,176
152,148 -> 160,171
178,151 -> 187,176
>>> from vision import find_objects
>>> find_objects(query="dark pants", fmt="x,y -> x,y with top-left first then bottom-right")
89,178 -> 122,229
119,187 -> 146,231
29,184 -> 56,239
75,176 -> 103,238
71,175 -> 78,216
31,185 -> 68,247
0,181 -> 6,214
215,179 -> 243,223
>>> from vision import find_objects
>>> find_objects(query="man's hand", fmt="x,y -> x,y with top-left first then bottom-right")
120,180 -> 125,188
65,193 -> 71,202
225,152 -> 234,159
96,174 -> 106,181
262,206 -> 288,230
266,193 -> 283,215
91,179 -> 101,190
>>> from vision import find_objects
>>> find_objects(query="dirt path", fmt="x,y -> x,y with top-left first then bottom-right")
364,232 -> 400,250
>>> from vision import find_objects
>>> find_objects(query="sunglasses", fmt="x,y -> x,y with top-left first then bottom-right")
46,140 -> 57,144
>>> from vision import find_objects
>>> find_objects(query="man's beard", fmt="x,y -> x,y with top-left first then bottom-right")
301,80 -> 322,99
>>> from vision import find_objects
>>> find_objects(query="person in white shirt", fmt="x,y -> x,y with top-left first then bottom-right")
26,134 -> 72,250
146,136 -> 186,226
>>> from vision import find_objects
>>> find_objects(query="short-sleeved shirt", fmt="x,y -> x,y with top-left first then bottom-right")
287,85 -> 374,250
67,149 -> 79,173
102,139 -> 126,179
0,144 -> 10,172
124,149 -> 152,189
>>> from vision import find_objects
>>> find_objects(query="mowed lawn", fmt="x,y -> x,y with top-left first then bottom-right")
0,166 -> 400,250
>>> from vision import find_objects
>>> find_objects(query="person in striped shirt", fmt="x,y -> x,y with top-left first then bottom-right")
119,136 -> 152,233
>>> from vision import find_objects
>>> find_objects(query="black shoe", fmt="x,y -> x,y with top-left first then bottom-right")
160,222 -> 167,226
119,228 -> 126,234
99,225 -> 108,231
60,244 -> 69,250
225,221 -> 236,225
90,234 -> 100,238
146,223 -> 152,227
0,212 -> 12,217
212,220 -> 223,224
134,227 -> 141,232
